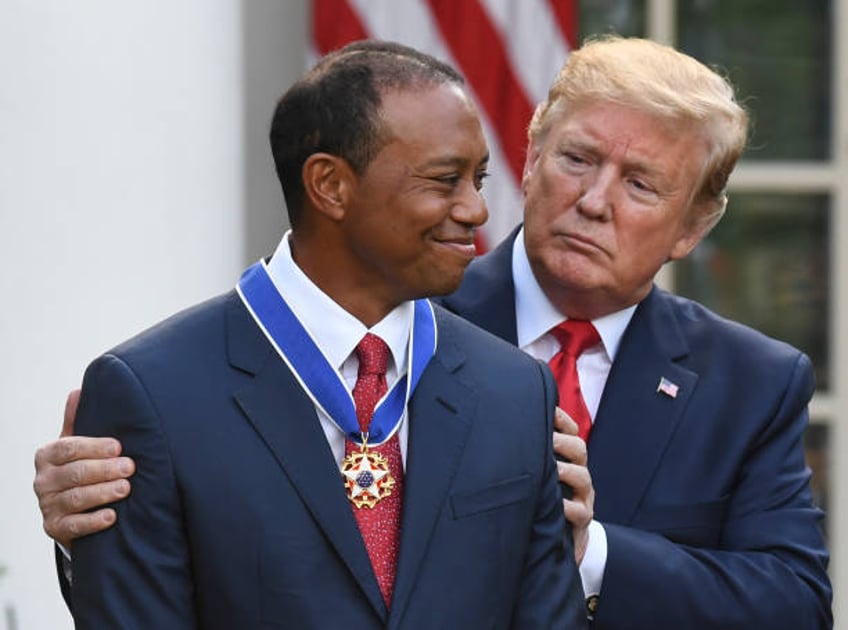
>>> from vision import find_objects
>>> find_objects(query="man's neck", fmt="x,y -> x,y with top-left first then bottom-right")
289,232 -> 401,328
265,231 -> 414,374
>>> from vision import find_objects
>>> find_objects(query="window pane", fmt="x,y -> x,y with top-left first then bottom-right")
805,422 -> 830,541
678,0 -> 832,160
579,0 -> 645,40
672,193 -> 830,389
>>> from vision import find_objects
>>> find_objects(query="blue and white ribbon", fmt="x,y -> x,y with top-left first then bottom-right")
236,261 -> 437,445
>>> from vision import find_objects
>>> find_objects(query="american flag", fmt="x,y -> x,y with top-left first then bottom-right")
657,377 -> 680,399
311,0 -> 578,252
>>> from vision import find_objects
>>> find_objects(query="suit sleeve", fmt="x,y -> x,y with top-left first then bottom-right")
594,353 -> 832,629
510,363 -> 588,630
71,354 -> 197,629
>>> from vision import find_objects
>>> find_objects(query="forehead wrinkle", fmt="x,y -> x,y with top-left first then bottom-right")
566,113 -> 653,160
600,132 -> 668,181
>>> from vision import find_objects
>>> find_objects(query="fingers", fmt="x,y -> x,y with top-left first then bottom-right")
563,498 -> 591,567
46,479 -> 131,517
40,479 -> 131,549
555,448 -> 594,531
61,389 -> 81,438
558,460 -> 595,567
35,436 -> 122,471
34,435 -> 134,547
560,494 -> 593,532
34,453 -> 135,495
552,430 -> 587,467
552,417 -> 595,567
47,508 -> 120,550
554,406 -> 578,435
557,460 -> 593,502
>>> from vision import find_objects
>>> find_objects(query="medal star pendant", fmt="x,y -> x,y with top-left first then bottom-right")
341,442 -> 396,509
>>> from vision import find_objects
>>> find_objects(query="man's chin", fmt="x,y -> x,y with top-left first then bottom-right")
423,270 -> 466,298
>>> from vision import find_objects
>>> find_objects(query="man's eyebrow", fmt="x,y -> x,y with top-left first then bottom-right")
563,136 -> 667,179
620,155 -> 666,181
559,135 -> 596,153
418,153 -> 490,169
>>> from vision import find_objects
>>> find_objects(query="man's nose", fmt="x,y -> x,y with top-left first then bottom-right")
576,169 -> 614,220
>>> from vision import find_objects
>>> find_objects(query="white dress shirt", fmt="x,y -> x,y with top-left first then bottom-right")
512,228 -> 636,599
265,230 -> 414,467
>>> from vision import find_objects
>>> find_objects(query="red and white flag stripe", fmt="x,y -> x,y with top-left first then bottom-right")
312,0 -> 577,251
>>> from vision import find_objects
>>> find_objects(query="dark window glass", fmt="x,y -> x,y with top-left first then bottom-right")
673,193 -> 830,389
678,0 -> 832,160
805,422 -> 830,541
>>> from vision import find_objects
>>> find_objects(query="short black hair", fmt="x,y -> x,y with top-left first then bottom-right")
269,40 -> 465,227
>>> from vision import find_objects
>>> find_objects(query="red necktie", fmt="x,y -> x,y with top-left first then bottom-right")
548,320 -> 601,442
344,333 -> 403,606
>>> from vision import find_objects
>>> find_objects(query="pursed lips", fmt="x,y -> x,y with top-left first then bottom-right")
559,231 -> 607,256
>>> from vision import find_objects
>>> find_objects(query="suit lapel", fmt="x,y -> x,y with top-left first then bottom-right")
450,245 -> 702,527
388,312 -> 476,627
589,288 -> 698,524
225,296 -> 388,621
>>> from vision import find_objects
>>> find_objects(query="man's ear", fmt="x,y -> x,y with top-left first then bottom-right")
302,153 -> 355,221
521,140 -> 541,194
669,214 -> 710,261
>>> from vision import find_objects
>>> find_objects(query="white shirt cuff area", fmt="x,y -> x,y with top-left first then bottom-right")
579,519 -> 607,598
58,543 -> 73,585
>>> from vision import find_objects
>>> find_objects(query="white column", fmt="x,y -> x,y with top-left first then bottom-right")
0,1 -> 305,627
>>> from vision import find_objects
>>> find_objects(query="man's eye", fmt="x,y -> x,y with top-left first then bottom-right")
629,178 -> 654,193
434,175 -> 460,187
564,152 -> 588,165
474,171 -> 490,191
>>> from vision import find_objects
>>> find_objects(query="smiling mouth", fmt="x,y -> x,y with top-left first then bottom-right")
435,238 -> 477,261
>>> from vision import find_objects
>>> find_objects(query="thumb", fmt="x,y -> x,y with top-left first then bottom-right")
61,389 -> 81,437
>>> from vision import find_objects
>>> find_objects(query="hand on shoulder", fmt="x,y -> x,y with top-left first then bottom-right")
33,389 -> 134,548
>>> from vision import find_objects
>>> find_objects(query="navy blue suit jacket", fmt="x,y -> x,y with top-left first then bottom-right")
72,290 -> 587,628
439,229 -> 832,629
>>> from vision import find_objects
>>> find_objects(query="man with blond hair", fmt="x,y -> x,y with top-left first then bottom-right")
443,35 -> 831,628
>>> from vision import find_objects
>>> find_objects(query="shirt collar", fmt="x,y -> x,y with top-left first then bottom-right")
265,231 -> 411,375
511,227 -> 637,361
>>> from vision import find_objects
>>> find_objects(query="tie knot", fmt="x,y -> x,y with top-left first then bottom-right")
550,320 -> 600,357
355,333 -> 389,377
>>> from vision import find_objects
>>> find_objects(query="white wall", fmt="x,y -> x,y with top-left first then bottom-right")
0,1 -> 305,627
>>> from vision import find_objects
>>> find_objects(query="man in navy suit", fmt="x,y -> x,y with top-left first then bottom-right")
440,36 -> 831,628
49,40 -> 585,628
36,36 -> 832,628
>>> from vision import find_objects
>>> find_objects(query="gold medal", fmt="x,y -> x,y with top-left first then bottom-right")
341,437 -> 396,508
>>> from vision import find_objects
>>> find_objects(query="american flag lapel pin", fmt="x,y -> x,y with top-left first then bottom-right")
657,377 -> 679,399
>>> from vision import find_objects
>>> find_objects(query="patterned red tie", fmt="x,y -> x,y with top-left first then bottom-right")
548,320 -> 601,442
344,333 -> 403,606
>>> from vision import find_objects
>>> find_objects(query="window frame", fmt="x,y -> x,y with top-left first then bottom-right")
646,0 -> 846,618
